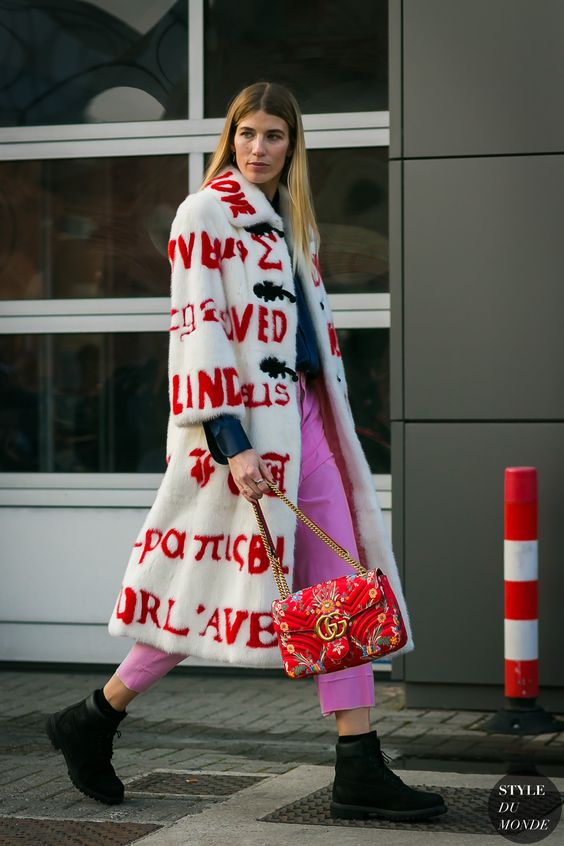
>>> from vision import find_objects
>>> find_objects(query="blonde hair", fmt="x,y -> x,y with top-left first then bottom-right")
200,81 -> 320,276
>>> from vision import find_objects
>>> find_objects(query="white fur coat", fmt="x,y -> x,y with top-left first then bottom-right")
107,165 -> 414,666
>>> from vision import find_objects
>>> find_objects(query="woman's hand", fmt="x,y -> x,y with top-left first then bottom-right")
227,449 -> 276,503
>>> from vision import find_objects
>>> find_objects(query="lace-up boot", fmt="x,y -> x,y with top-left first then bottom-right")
45,689 -> 127,804
331,730 -> 447,821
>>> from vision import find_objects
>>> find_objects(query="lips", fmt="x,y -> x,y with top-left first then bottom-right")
249,163 -> 268,168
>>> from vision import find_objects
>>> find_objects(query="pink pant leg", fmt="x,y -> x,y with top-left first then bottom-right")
294,373 -> 375,717
115,642 -> 187,693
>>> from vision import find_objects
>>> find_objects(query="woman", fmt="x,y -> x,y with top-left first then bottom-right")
46,82 -> 446,822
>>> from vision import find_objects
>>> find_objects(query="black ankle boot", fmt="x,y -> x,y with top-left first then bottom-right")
45,690 -> 127,805
331,730 -> 447,821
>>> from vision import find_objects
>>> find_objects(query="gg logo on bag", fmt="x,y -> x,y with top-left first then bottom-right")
314,611 -> 348,642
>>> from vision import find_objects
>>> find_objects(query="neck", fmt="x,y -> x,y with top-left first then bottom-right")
257,178 -> 280,203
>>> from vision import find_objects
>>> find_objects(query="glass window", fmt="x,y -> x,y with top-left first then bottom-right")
1,328 -> 390,475
204,0 -> 387,116
0,155 -> 188,300
0,332 -> 169,473
338,328 -> 390,475
202,147 -> 388,294
309,148 -> 388,294
0,1 -> 188,126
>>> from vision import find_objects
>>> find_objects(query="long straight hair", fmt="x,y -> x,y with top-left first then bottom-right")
200,81 -> 320,276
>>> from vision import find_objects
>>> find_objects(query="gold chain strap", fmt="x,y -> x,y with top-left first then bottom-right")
251,479 -> 368,600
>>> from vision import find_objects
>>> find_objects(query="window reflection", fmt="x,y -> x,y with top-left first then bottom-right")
201,147 -> 388,294
1,328 -> 390,475
309,148 -> 389,294
0,335 -> 40,472
204,0 -> 387,116
0,1 -> 188,126
338,328 -> 390,474
0,156 -> 188,299
0,333 -> 169,472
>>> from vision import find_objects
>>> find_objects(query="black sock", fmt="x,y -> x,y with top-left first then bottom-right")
338,729 -> 376,743
94,687 -> 125,716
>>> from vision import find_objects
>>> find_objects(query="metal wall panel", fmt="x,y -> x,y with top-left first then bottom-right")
404,422 -> 564,686
403,155 -> 564,419
388,0 -> 403,160
403,0 -> 564,157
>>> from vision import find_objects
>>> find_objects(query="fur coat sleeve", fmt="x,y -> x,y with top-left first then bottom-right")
168,192 -> 247,426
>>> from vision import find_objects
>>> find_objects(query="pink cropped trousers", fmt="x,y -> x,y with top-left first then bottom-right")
116,370 -> 375,717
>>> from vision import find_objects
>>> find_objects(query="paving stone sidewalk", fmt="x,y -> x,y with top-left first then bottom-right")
1,667 -> 563,837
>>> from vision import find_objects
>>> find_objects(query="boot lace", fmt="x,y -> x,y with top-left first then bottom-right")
369,748 -> 404,787
91,727 -> 121,764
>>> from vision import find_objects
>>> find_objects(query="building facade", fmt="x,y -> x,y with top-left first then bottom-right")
0,1 -> 393,671
2,1 -> 562,712
390,0 -> 564,709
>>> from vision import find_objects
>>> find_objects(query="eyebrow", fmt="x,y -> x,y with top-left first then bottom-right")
238,125 -> 285,134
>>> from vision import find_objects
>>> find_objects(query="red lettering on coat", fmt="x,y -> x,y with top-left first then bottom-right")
233,534 -> 247,569
251,233 -> 282,270
312,253 -> 322,287
272,310 -> 287,342
116,587 -> 136,624
177,232 -> 195,269
201,231 -> 221,269
207,172 -> 256,218
224,608 -> 249,645
193,535 -> 224,561
200,608 -> 222,642
262,452 -> 290,494
189,448 -> 215,487
327,322 -> 341,357
137,529 -> 163,565
247,612 -> 278,648
273,384 -> 290,405
171,374 -> 183,416
248,533 -> 286,574
256,306 -> 288,344
168,239 -> 176,265
224,367 -> 242,406
163,598 -> 190,636
201,297 -> 220,323
236,240 -> 248,262
137,589 -> 161,627
162,528 -> 186,560
198,368 -> 224,409
221,237 -> 236,260
231,304 -> 254,341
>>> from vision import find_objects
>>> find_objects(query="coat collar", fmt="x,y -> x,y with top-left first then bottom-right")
203,165 -> 289,233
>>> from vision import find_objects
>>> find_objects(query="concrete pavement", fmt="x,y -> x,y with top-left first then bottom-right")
1,667 -> 563,844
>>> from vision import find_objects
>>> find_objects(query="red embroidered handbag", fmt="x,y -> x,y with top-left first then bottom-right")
252,481 -> 408,679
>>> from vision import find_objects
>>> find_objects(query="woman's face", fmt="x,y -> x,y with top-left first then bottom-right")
231,110 -> 293,200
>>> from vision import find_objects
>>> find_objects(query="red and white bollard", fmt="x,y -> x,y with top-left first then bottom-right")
504,467 -> 539,700
485,467 -> 563,734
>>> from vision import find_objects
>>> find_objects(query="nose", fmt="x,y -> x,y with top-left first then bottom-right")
251,135 -> 266,155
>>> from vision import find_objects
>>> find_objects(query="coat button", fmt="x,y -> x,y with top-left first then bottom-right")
320,300 -> 325,309
337,376 -> 342,382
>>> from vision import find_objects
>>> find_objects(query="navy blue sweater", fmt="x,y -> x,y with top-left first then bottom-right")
203,187 -> 320,464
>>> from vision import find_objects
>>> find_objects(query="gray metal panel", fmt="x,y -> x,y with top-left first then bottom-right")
403,0 -> 564,157
389,160 -> 403,421
403,155 -> 564,420
390,421 -> 405,681
403,423 -> 564,686
388,0 -> 402,160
